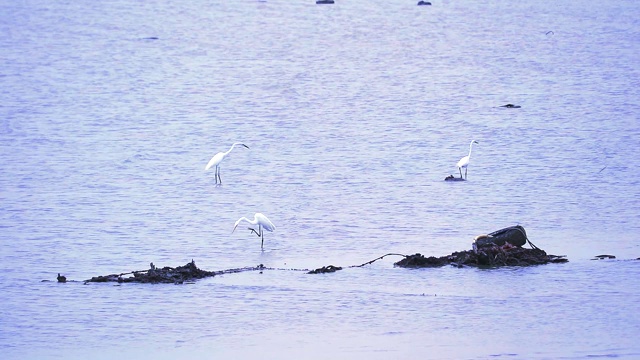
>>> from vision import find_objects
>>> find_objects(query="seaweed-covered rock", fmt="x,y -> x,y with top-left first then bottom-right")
395,244 -> 567,268
86,260 -> 215,284
393,253 -> 448,268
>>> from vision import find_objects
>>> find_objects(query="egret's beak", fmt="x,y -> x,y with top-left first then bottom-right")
243,144 -> 250,149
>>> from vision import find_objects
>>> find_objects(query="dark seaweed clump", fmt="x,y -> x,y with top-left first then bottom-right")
307,265 -> 342,274
395,245 -> 567,268
86,260 -> 215,284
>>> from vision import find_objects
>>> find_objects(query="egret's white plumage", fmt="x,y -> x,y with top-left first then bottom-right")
232,213 -> 276,250
205,142 -> 249,184
457,140 -> 479,179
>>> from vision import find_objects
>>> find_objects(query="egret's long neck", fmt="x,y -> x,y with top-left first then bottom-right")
467,142 -> 475,158
241,216 -> 258,226
224,143 -> 238,156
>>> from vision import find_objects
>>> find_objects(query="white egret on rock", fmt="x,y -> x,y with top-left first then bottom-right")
232,213 -> 276,250
205,142 -> 249,184
456,140 -> 479,179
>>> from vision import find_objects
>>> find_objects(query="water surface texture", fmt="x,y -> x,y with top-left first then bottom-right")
1,0 -> 639,359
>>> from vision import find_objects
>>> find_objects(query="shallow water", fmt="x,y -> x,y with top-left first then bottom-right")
1,0 -> 639,359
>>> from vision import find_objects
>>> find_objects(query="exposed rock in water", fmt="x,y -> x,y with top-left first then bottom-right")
308,265 -> 342,274
394,245 -> 567,268
444,175 -> 465,181
86,260 -> 215,284
592,254 -> 616,260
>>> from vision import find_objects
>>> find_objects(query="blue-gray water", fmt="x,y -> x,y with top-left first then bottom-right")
1,0 -> 639,359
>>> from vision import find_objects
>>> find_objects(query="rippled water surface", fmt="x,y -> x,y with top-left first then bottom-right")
1,0 -> 639,359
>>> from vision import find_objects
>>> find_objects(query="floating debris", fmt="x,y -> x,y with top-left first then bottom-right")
473,225 -> 528,249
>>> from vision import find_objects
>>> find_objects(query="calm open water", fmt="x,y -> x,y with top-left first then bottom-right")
1,0 -> 639,359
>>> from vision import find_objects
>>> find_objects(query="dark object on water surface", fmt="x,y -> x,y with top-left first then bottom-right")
86,260 -> 215,284
57,273 -> 67,283
395,247 -> 567,268
417,1 -> 432,5
473,225 -> 528,249
316,0 -> 334,4
500,104 -> 521,108
444,174 -> 465,181
395,225 -> 566,268
592,254 -> 616,260
308,265 -> 342,274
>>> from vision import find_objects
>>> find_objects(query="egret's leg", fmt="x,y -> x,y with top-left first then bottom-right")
217,167 -> 222,184
459,168 -> 463,178
464,168 -> 468,179
260,225 -> 264,250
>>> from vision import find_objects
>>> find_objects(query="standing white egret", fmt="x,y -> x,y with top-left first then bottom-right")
232,213 -> 276,250
456,140 -> 479,179
205,142 -> 249,184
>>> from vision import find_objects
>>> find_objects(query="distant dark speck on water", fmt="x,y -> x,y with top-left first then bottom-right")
143,37 -> 159,40
500,104 -> 521,108
418,1 -> 432,5
316,0 -> 334,4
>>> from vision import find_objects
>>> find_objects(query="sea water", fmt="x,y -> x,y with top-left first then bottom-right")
1,0 -> 639,359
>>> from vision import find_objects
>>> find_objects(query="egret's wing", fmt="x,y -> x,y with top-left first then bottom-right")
257,213 -> 276,232
457,156 -> 469,168
205,157 -> 215,170
205,153 -> 222,170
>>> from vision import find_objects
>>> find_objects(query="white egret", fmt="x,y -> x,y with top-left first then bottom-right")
456,140 -> 479,179
205,142 -> 249,184
232,213 -> 276,250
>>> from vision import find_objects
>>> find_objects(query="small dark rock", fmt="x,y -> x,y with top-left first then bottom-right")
445,175 -> 465,181
592,254 -> 616,260
308,265 -> 342,274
